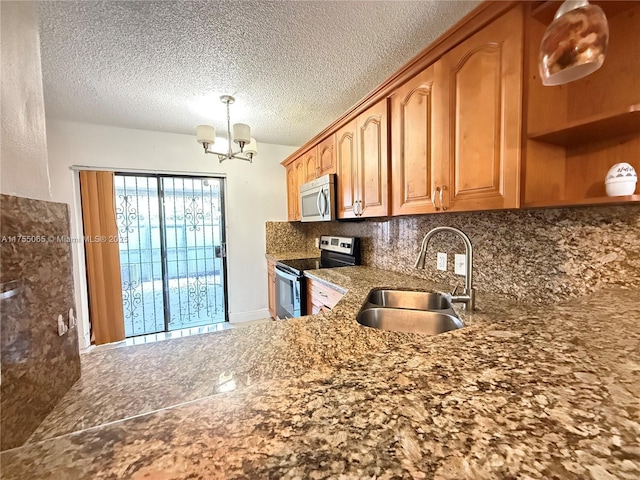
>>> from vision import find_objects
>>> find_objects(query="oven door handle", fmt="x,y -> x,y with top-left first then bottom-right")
275,265 -> 300,283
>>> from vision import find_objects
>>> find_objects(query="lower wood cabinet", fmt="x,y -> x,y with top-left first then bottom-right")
267,259 -> 276,319
306,277 -> 343,315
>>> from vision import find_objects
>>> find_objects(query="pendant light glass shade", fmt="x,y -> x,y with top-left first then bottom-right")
232,123 -> 251,145
196,125 -> 216,145
539,0 -> 609,86
244,137 -> 258,157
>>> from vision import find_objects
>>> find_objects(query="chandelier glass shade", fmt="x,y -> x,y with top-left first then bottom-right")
539,0 -> 609,86
196,95 -> 257,163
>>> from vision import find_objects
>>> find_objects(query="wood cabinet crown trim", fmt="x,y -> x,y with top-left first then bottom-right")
281,0 -> 518,167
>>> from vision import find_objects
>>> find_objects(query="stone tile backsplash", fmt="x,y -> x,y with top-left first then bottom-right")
267,204 -> 640,303
0,194 -> 81,450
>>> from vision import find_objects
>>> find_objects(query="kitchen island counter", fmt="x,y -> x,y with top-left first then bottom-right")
2,266 -> 638,479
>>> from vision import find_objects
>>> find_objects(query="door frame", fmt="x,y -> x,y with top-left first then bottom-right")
113,171 -> 231,335
71,166 -> 229,346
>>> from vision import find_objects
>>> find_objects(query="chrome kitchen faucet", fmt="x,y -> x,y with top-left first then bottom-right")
415,226 -> 475,310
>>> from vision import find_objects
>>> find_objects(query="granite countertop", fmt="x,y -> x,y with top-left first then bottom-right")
1,266 -> 638,479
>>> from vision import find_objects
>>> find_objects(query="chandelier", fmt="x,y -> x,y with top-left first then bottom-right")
196,95 -> 257,163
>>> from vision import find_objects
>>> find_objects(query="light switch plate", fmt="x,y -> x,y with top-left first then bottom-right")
454,254 -> 466,276
437,252 -> 447,271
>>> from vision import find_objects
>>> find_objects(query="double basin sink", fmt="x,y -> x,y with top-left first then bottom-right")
357,289 -> 463,336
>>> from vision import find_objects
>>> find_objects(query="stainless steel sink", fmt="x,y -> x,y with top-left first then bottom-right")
366,289 -> 452,310
357,288 -> 463,336
357,307 -> 463,335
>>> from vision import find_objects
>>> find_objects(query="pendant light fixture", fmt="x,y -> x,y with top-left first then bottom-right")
196,95 -> 257,163
539,0 -> 609,86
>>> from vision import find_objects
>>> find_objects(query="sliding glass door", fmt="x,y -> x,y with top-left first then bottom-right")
114,174 -> 228,337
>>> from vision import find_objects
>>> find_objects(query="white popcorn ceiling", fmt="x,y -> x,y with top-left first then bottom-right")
37,1 -> 479,147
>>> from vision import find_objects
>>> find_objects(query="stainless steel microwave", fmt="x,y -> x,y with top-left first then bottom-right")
300,174 -> 335,222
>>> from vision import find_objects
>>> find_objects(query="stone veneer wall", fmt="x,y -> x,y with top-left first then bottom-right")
0,194 -> 81,450
266,204 -> 640,303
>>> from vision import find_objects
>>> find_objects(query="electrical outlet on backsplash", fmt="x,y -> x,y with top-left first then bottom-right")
266,203 -> 640,303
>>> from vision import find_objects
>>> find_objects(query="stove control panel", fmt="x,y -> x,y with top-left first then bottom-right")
320,235 -> 358,256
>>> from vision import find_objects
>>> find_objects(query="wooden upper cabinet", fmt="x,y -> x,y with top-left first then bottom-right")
317,134 -> 336,176
294,158 -> 305,218
286,162 -> 298,221
357,99 -> 389,218
283,3 -> 529,218
302,149 -> 317,183
336,120 -> 358,219
336,99 -> 389,219
286,157 -> 305,221
390,65 -> 438,216
435,5 -> 523,212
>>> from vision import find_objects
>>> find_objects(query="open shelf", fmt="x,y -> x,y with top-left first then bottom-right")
523,194 -> 640,209
528,105 -> 640,146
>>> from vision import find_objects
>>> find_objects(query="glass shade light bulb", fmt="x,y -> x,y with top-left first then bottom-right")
539,0 -> 609,86
244,137 -> 258,158
196,125 -> 216,145
232,123 -> 251,146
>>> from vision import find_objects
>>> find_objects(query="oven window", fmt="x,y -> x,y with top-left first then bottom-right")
275,268 -> 301,318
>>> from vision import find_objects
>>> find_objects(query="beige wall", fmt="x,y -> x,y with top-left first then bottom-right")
0,1 -> 51,201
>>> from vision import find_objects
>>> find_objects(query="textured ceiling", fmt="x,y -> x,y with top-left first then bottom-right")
37,1 -> 479,147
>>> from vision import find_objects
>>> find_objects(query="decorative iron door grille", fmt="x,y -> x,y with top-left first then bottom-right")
115,174 -> 228,337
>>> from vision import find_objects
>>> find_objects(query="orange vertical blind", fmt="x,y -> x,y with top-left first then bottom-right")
78,170 -> 125,345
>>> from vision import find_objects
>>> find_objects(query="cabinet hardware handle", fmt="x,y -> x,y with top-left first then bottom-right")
354,200 -> 361,216
440,185 -> 447,211
433,187 -> 441,211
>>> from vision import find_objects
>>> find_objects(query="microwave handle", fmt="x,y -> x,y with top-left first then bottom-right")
316,190 -> 323,217
318,189 -> 327,217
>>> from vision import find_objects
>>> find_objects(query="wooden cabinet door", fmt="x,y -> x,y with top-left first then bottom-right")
357,99 -> 389,218
285,158 -> 304,221
294,158 -> 305,220
286,163 -> 297,221
390,65 -> 438,216
267,259 -> 276,319
302,149 -> 317,183
436,6 -> 522,212
317,134 -> 336,175
336,120 -> 358,219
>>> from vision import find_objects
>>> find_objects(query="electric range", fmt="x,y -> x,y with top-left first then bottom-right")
274,235 -> 360,318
